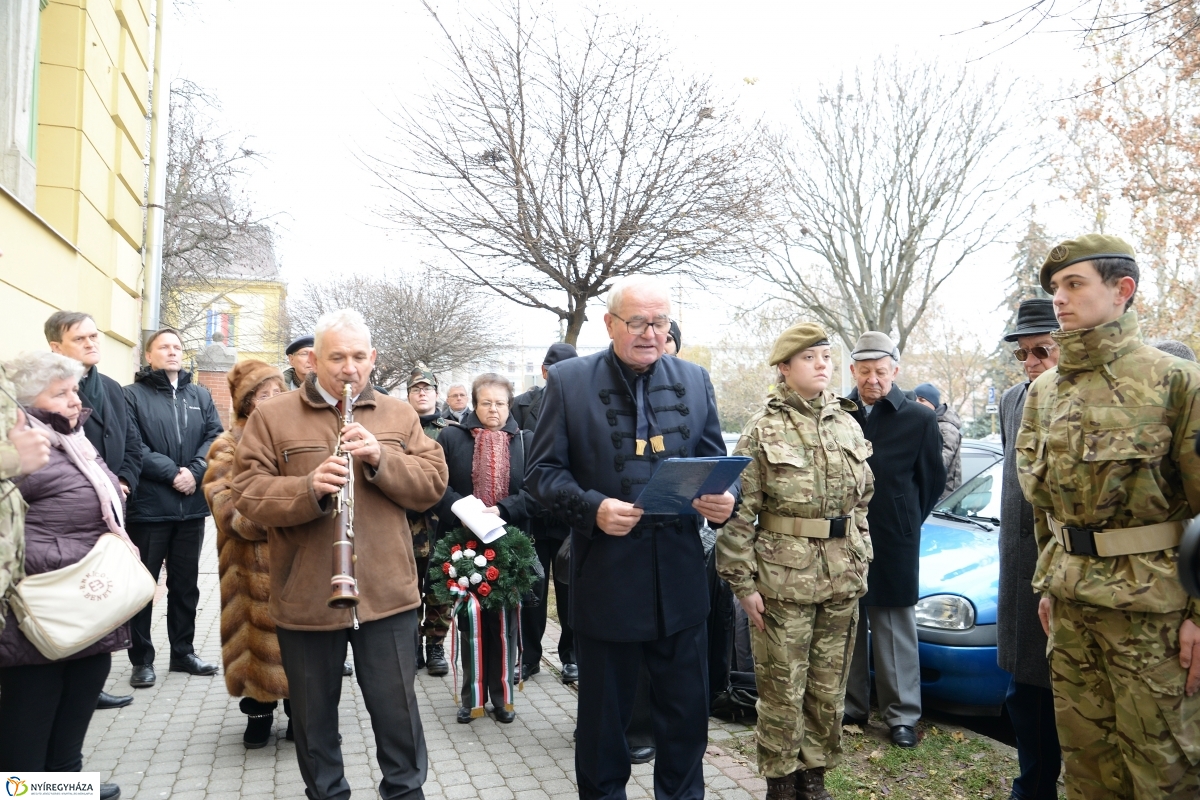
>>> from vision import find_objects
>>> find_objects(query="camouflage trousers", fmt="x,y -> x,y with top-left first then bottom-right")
415,553 -> 452,644
1048,599 -> 1200,799
751,594 -> 859,778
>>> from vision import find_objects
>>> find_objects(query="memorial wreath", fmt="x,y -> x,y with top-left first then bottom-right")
428,525 -> 539,613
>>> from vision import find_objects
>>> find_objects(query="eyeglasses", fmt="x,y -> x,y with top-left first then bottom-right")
611,313 -> 672,336
408,385 -> 436,395
1013,344 -> 1058,362
477,400 -> 509,410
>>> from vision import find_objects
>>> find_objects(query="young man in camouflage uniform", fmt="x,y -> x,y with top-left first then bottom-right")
406,364 -> 451,675
0,367 -> 51,631
1017,234 -> 1200,798
717,322 -> 874,800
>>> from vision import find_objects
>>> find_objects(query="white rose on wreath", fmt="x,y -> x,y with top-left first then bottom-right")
451,551 -> 463,562
458,576 -> 470,588
448,566 -> 458,579
470,573 -> 483,585
463,549 -> 476,558
474,555 -> 487,568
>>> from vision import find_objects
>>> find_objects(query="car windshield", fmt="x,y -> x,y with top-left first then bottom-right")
936,460 -> 1003,519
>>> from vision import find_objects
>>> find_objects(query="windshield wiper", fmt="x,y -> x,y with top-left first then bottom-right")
931,510 -> 994,532
967,513 -> 1001,525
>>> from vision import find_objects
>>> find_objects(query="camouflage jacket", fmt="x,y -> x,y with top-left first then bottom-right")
1016,311 -> 1200,616
0,367 -> 26,632
716,383 -> 874,605
408,416 -> 446,558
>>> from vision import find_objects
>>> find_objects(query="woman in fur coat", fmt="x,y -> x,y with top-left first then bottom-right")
202,360 -> 287,748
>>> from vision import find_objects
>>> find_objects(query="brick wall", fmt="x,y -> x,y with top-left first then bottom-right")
195,369 -> 233,430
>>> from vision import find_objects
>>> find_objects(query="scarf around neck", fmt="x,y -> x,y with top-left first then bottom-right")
470,427 -> 513,508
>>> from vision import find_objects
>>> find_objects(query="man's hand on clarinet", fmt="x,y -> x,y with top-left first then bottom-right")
339,422 -> 380,467
313,454 -> 349,497
597,498 -> 643,536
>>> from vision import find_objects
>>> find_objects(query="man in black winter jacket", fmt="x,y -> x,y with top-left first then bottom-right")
45,310 -> 144,710
124,328 -> 224,688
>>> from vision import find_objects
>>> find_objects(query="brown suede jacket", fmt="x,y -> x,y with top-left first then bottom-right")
231,380 -> 448,631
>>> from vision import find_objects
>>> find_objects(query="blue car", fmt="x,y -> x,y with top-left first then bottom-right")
914,440 -> 1010,716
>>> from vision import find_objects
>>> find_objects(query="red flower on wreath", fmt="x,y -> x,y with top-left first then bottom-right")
483,549 -> 496,560
442,562 -> 451,574
451,544 -> 462,553
446,580 -> 457,591
467,540 -> 479,550
486,566 -> 499,581
478,582 -> 492,597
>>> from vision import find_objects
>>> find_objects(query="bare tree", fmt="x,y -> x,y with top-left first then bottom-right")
370,1 -> 770,344
751,59 -> 1035,352
289,272 -> 505,391
160,80 -> 276,345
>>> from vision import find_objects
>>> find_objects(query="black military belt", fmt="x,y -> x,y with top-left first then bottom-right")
1047,515 -> 1184,558
760,512 -> 850,539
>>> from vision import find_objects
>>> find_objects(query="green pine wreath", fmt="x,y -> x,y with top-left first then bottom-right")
428,526 -> 539,613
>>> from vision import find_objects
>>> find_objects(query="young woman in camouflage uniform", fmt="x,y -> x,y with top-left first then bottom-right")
716,322 -> 874,800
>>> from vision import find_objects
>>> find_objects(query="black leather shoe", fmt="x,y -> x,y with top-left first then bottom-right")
629,746 -> 656,764
522,662 -> 540,681
560,662 -> 578,684
96,691 -> 133,709
457,707 -> 475,724
129,664 -> 156,688
343,660 -> 353,677
426,643 -> 449,677
494,706 -> 516,724
890,725 -> 918,748
169,654 -> 218,676
99,784 -> 120,800
841,713 -> 868,727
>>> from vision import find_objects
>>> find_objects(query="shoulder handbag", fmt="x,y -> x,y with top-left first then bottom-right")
7,531 -> 156,661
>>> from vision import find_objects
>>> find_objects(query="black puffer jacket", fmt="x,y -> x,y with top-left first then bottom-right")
433,412 -> 535,537
124,368 -> 223,523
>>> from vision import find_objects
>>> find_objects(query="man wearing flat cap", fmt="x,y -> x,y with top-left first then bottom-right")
514,342 -> 580,685
283,335 -> 314,391
996,298 -> 1062,800
1016,235 -> 1200,796
842,331 -> 945,750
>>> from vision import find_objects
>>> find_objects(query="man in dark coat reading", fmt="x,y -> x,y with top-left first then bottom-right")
527,277 -> 735,800
842,331 -> 945,750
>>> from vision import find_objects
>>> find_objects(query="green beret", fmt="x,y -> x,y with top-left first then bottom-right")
1039,234 -> 1136,293
769,322 -> 830,366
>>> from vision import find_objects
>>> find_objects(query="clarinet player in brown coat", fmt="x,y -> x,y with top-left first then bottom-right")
203,360 -> 289,749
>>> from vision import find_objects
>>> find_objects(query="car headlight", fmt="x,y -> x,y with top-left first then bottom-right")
915,594 -> 975,630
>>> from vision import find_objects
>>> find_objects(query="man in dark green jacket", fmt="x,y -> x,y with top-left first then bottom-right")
124,328 -> 223,688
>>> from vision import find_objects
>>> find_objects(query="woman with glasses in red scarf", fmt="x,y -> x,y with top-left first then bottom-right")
433,373 -> 535,724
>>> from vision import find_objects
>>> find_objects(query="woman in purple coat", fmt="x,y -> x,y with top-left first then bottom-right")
0,352 -> 128,800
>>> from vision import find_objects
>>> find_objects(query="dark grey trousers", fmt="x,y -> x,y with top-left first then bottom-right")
844,604 -> 922,728
277,610 -> 426,800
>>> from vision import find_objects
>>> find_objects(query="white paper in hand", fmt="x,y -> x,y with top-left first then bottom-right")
450,495 -> 508,543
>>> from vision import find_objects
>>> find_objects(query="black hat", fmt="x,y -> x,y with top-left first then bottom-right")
1003,299 -> 1059,342
668,319 -> 682,354
286,335 -> 314,356
543,343 -> 578,366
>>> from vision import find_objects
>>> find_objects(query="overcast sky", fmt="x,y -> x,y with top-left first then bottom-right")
170,1 -> 1095,350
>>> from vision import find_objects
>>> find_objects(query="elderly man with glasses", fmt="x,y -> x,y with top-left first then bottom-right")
997,298 -> 1063,800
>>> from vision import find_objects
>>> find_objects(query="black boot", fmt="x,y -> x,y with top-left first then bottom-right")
283,699 -> 293,741
99,784 -> 120,800
766,775 -> 796,800
426,642 -> 449,676
795,767 -> 832,800
240,698 -> 277,749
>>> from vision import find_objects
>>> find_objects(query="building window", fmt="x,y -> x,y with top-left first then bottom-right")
206,309 -> 236,347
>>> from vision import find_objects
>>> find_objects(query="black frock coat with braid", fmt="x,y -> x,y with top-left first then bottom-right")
526,345 -> 732,642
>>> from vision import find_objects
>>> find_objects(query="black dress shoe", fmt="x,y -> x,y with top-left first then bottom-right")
494,706 -> 516,724
629,746 -> 656,764
99,784 -> 120,800
343,660 -> 353,677
841,713 -> 868,727
890,725 -> 918,748
96,691 -> 133,709
129,664 -> 156,688
169,653 -> 218,676
457,707 -> 475,724
560,662 -> 579,684
521,662 -> 540,681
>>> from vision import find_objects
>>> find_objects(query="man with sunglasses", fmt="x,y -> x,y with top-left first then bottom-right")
996,298 -> 1062,800
1016,235 -> 1200,797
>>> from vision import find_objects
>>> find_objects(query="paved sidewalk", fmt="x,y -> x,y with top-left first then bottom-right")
81,524 -> 761,799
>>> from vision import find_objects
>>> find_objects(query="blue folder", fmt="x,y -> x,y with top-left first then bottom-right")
633,456 -> 752,515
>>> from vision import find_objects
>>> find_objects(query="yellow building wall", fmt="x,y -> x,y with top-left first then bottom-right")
178,279 -> 289,369
0,0 -> 151,383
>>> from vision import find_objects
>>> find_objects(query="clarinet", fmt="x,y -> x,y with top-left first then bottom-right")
328,381 -> 360,625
